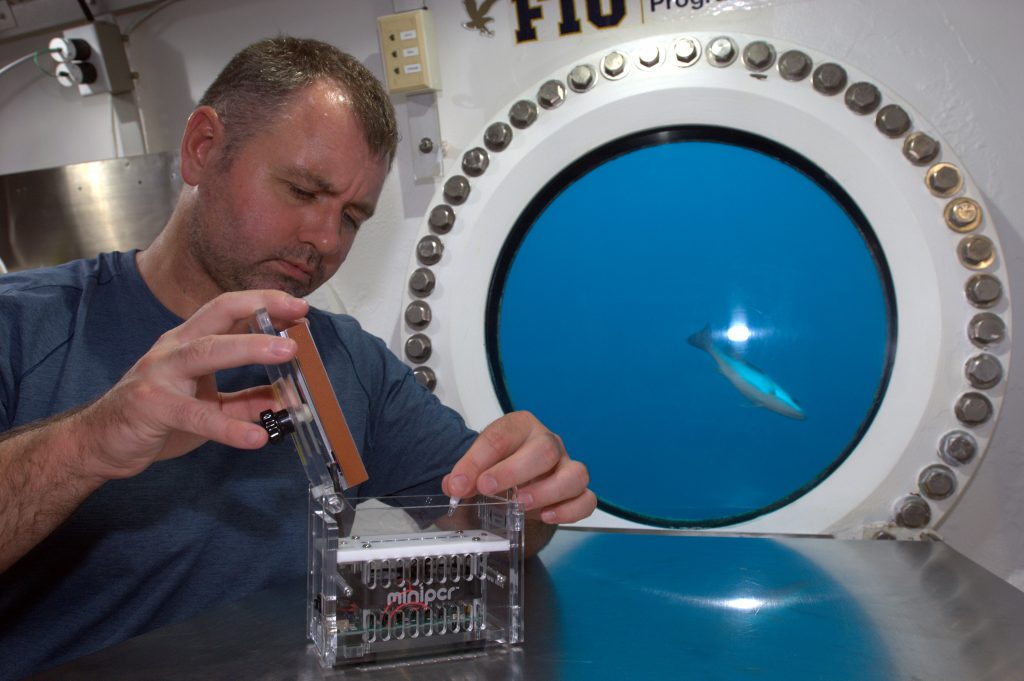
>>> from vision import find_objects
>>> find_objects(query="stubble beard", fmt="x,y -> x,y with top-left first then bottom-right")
185,197 -> 324,298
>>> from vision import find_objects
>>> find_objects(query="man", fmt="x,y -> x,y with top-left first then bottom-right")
0,37 -> 595,678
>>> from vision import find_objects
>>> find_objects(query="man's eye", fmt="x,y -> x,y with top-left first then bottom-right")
343,212 -> 361,231
289,184 -> 316,200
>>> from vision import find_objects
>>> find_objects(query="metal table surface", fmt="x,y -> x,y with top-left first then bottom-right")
27,528 -> 1024,680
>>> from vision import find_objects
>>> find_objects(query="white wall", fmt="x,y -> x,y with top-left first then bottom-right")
2,0 -> 1023,586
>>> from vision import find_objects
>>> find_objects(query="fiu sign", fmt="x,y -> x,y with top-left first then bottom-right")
509,0 -> 731,44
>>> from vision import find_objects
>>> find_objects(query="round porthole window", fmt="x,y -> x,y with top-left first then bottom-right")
487,127 -> 895,526
399,33 -> 1010,536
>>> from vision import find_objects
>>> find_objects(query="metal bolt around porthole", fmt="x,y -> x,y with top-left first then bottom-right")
958,235 -> 995,270
443,175 -> 471,205
965,274 -> 1002,308
404,334 -> 432,363
707,36 -> 737,67
812,63 -> 848,95
918,465 -> 957,501
412,366 -> 437,392
673,37 -> 700,66
742,41 -> 776,71
955,392 -> 993,426
777,50 -> 812,81
968,313 -> 1006,347
408,267 -> 436,297
601,50 -> 628,79
894,495 -> 931,529
568,64 -> 596,92
405,300 -> 432,330
964,353 -> 1003,390
416,235 -> 444,266
428,204 -> 455,234
537,80 -> 566,109
939,430 -> 978,466
903,132 -> 940,166
418,138 -> 434,154
926,163 -> 963,197
945,197 -> 983,232
875,104 -> 911,137
508,100 -> 537,129
461,147 -> 489,177
484,121 -> 513,152
637,45 -> 662,69
845,82 -> 881,114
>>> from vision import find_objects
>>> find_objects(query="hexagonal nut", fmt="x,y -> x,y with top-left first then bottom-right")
939,430 -> 977,466
958,235 -> 995,270
537,79 -> 566,109
812,63 -> 848,95
484,122 -> 513,153
743,41 -> 775,71
508,99 -> 538,129
893,495 -> 931,529
673,38 -> 700,66
416,235 -> 444,266
408,267 -> 436,297
926,162 -> 963,197
902,132 -> 940,166
918,465 -> 957,500
777,50 -> 812,81
954,391 -> 993,426
875,104 -> 911,138
637,45 -> 661,69
967,312 -> 1005,347
844,81 -> 881,115
965,274 -> 1002,308
568,64 -> 596,92
964,353 -> 1003,389
404,300 -> 432,329
944,197 -> 982,232
707,36 -> 737,67
443,175 -> 471,204
461,147 -> 490,177
428,204 -> 456,234
412,366 -> 437,392
404,333 -> 432,363
601,50 -> 628,78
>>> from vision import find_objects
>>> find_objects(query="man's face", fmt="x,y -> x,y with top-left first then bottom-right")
187,81 -> 390,298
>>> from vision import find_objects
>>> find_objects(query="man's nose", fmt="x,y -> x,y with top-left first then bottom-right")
300,210 -> 343,255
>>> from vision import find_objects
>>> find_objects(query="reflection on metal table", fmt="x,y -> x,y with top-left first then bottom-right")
27,528 -> 1024,680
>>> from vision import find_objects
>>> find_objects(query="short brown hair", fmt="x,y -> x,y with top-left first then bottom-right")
199,36 -> 398,165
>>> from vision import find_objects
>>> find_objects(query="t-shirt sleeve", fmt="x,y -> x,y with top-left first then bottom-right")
317,314 -> 477,499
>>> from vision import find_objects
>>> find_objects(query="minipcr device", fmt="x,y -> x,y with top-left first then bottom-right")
250,309 -> 525,667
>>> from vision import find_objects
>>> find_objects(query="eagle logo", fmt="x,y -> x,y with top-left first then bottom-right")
463,0 -> 499,37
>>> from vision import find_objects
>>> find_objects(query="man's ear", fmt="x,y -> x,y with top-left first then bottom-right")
180,105 -> 225,186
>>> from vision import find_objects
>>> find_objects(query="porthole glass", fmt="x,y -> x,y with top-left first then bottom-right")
487,127 -> 895,527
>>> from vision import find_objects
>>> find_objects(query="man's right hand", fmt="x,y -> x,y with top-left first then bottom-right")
75,290 -> 309,481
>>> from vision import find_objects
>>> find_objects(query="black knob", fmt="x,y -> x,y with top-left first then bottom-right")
259,409 -> 295,444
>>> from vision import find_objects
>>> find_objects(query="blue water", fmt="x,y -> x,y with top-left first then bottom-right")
494,139 -> 891,526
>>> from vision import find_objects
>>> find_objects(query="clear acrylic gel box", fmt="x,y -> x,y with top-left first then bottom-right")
308,490 -> 525,667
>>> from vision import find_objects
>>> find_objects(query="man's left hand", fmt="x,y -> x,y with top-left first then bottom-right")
442,411 -> 596,524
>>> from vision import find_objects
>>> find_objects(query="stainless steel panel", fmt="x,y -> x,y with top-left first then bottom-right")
25,530 -> 1024,680
0,151 -> 179,271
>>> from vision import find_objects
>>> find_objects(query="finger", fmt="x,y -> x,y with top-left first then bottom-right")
537,489 -> 597,525
514,457 -> 589,513
165,333 -> 298,378
171,290 -> 308,342
476,430 -> 563,496
167,393 -> 268,450
218,385 -> 280,422
446,412 -> 545,497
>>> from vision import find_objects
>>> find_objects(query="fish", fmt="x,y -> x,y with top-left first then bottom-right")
687,325 -> 806,421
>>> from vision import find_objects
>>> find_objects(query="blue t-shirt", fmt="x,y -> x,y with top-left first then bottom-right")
0,251 -> 476,679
